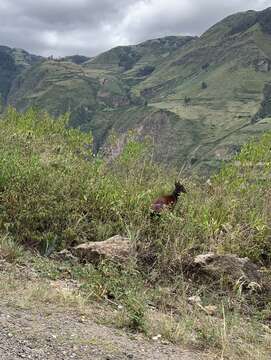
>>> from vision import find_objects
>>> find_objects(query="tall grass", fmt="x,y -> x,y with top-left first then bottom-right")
0,107 -> 270,268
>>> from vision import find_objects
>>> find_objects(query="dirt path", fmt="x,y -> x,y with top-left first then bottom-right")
0,300 -> 202,360
0,257 -> 206,360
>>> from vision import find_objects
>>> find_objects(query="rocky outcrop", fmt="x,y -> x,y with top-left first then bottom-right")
53,249 -> 78,263
71,235 -> 131,264
254,82 -> 271,120
255,58 -> 270,72
194,253 -> 263,291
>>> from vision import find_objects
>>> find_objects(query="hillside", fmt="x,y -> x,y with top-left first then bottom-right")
0,46 -> 41,107
0,108 -> 270,359
2,8 -> 271,173
131,7 -> 271,172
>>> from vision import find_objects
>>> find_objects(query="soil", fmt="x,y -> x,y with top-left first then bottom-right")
0,302 -> 202,360
0,258 -> 203,360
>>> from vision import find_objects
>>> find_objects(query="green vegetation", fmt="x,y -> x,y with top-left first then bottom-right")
0,108 -> 270,358
201,81 -> 208,90
0,46 -> 41,102
255,82 -> 271,119
0,108 -> 165,253
0,108 -> 270,263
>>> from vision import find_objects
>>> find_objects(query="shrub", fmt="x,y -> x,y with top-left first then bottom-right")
201,81 -> 208,89
137,65 -> 155,77
0,108 -> 170,254
184,96 -> 191,105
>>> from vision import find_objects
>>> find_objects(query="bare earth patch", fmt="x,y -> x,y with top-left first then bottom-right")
0,259 -> 203,360
0,302 -> 202,360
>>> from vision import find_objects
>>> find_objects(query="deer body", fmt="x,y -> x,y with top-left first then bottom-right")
150,182 -> 186,216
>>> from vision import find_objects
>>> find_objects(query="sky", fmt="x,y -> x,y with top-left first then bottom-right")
0,0 -> 270,57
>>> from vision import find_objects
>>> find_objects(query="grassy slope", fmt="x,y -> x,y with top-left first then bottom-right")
84,36 -> 195,74
0,46 -> 41,104
8,60 -> 100,114
8,44 -> 187,163
131,10 -> 271,172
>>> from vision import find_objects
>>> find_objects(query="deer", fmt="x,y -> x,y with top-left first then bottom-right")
150,181 -> 187,217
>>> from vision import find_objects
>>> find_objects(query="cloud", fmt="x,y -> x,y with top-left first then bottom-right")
119,0 -> 270,42
0,0 -> 269,56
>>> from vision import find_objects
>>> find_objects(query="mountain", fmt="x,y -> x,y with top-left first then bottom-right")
2,7 -> 271,174
0,46 -> 41,107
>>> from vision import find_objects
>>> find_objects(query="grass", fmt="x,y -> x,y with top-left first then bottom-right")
0,234 -> 24,262
1,250 -> 270,359
0,108 -> 270,358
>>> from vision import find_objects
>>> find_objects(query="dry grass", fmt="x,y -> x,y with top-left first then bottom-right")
0,251 -> 270,359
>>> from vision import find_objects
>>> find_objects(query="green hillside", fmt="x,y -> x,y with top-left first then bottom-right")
0,109 -> 270,359
3,7 -> 271,174
131,8 -> 271,172
0,46 -> 40,106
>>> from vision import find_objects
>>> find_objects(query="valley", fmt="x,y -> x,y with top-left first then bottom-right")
1,8 -> 271,174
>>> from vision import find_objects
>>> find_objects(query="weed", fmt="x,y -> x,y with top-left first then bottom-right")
0,234 -> 24,261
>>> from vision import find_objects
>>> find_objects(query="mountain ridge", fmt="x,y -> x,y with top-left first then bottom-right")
1,7 -> 271,174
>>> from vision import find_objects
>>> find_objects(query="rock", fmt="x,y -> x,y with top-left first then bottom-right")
255,59 -> 270,72
53,249 -> 78,263
188,295 -> 217,316
203,305 -> 217,316
152,334 -> 162,341
188,296 -> 201,305
194,253 -> 263,291
72,235 -> 131,264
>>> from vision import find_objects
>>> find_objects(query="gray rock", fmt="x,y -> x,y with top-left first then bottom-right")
53,249 -> 78,263
72,235 -> 131,264
194,253 -> 263,291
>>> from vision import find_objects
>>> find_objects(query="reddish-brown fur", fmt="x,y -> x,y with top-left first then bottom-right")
150,182 -> 186,215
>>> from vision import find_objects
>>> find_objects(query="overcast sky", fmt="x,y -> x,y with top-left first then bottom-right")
0,0 -> 270,57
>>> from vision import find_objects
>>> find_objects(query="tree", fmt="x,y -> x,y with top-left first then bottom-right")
184,96 -> 191,106
201,63 -> 209,71
201,81 -> 208,89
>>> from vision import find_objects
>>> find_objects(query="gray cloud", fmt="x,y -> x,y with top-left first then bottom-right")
0,0 -> 270,57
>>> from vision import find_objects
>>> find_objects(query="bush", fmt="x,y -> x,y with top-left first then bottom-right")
201,81 -> 208,89
0,108 -> 170,254
184,96 -> 191,105
136,65 -> 155,77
